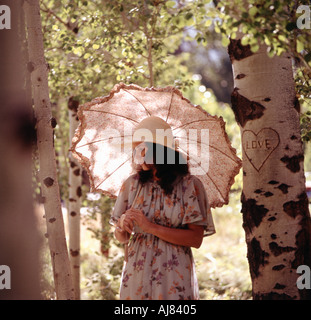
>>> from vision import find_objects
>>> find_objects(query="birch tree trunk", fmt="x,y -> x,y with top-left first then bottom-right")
68,97 -> 82,300
0,0 -> 41,300
24,0 -> 75,300
228,38 -> 311,299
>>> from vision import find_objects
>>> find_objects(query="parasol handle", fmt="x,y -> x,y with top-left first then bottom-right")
124,184 -> 142,262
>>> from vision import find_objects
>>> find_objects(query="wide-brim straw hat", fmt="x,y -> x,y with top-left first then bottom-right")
133,116 -> 175,149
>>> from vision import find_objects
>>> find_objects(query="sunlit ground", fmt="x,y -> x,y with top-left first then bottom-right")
193,192 -> 252,300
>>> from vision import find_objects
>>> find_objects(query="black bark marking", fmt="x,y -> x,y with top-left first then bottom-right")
280,154 -> 304,173
264,191 -> 273,197
268,180 -> 279,185
231,88 -> 266,127
236,73 -> 246,79
14,110 -> 37,147
70,161 -> 77,168
49,218 -> 56,223
43,177 -> 54,187
263,97 -> 271,102
247,238 -> 269,278
70,249 -> 79,257
70,211 -> 77,217
268,216 -> 276,221
272,264 -> 285,271
51,117 -> 57,128
269,241 -> 295,257
254,189 -> 262,194
274,283 -> 286,290
283,192 -> 309,219
253,292 -> 295,300
76,186 -> 82,197
294,96 -> 300,113
241,193 -> 269,232
271,234 -> 277,239
291,192 -> 311,269
228,39 -> 253,63
290,135 -> 297,140
277,183 -> 290,194
73,168 -> 80,176
69,198 -> 77,202
68,96 -> 79,113
293,203 -> 311,299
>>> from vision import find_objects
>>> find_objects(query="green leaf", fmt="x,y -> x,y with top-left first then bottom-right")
93,44 -> 100,50
166,1 -> 175,8
185,12 -> 193,20
296,39 -> 304,52
241,36 -> 250,46
221,36 -> 230,47
278,34 -> 287,42
249,6 -> 258,16
205,19 -> 212,27
250,43 -> 259,53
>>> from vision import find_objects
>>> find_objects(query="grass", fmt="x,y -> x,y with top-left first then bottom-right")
193,191 -> 252,300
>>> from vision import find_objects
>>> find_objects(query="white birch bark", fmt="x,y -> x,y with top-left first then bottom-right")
229,38 -> 311,299
24,0 -> 75,300
68,99 -> 82,300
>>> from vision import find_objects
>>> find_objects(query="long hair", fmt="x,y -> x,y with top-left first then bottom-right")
136,142 -> 189,195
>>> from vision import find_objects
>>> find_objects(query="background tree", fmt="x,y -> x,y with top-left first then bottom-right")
68,96 -> 82,300
24,0 -> 74,300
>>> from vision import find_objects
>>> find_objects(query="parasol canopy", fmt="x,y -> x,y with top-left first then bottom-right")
71,82 -> 241,208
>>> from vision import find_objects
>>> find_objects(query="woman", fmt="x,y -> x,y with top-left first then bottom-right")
111,116 -> 215,300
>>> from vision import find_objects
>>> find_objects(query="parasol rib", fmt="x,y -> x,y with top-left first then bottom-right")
123,89 -> 152,116
76,134 -> 133,149
173,119 -> 216,134
86,109 -> 140,124
178,145 -> 226,202
165,90 -> 175,123
175,135 -> 240,164
95,156 -> 132,190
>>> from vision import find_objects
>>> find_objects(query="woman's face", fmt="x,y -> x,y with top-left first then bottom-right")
132,141 -> 152,171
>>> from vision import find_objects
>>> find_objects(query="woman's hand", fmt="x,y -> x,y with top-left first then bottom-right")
125,208 -> 151,233
118,213 -> 134,234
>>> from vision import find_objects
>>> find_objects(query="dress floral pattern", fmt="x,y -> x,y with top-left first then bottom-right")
111,173 -> 215,300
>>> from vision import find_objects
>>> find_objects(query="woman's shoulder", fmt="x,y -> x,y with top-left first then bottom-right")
120,173 -> 140,190
181,173 -> 203,185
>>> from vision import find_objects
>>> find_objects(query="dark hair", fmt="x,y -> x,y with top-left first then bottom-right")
136,142 -> 189,195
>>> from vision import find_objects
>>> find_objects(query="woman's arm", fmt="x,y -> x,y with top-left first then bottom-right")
125,208 -> 204,249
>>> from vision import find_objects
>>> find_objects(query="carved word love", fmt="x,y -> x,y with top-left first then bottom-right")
242,128 -> 280,172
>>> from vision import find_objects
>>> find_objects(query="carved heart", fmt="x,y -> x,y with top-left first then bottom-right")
242,128 -> 280,172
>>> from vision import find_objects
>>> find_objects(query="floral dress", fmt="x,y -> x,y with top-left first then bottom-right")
111,173 -> 215,300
